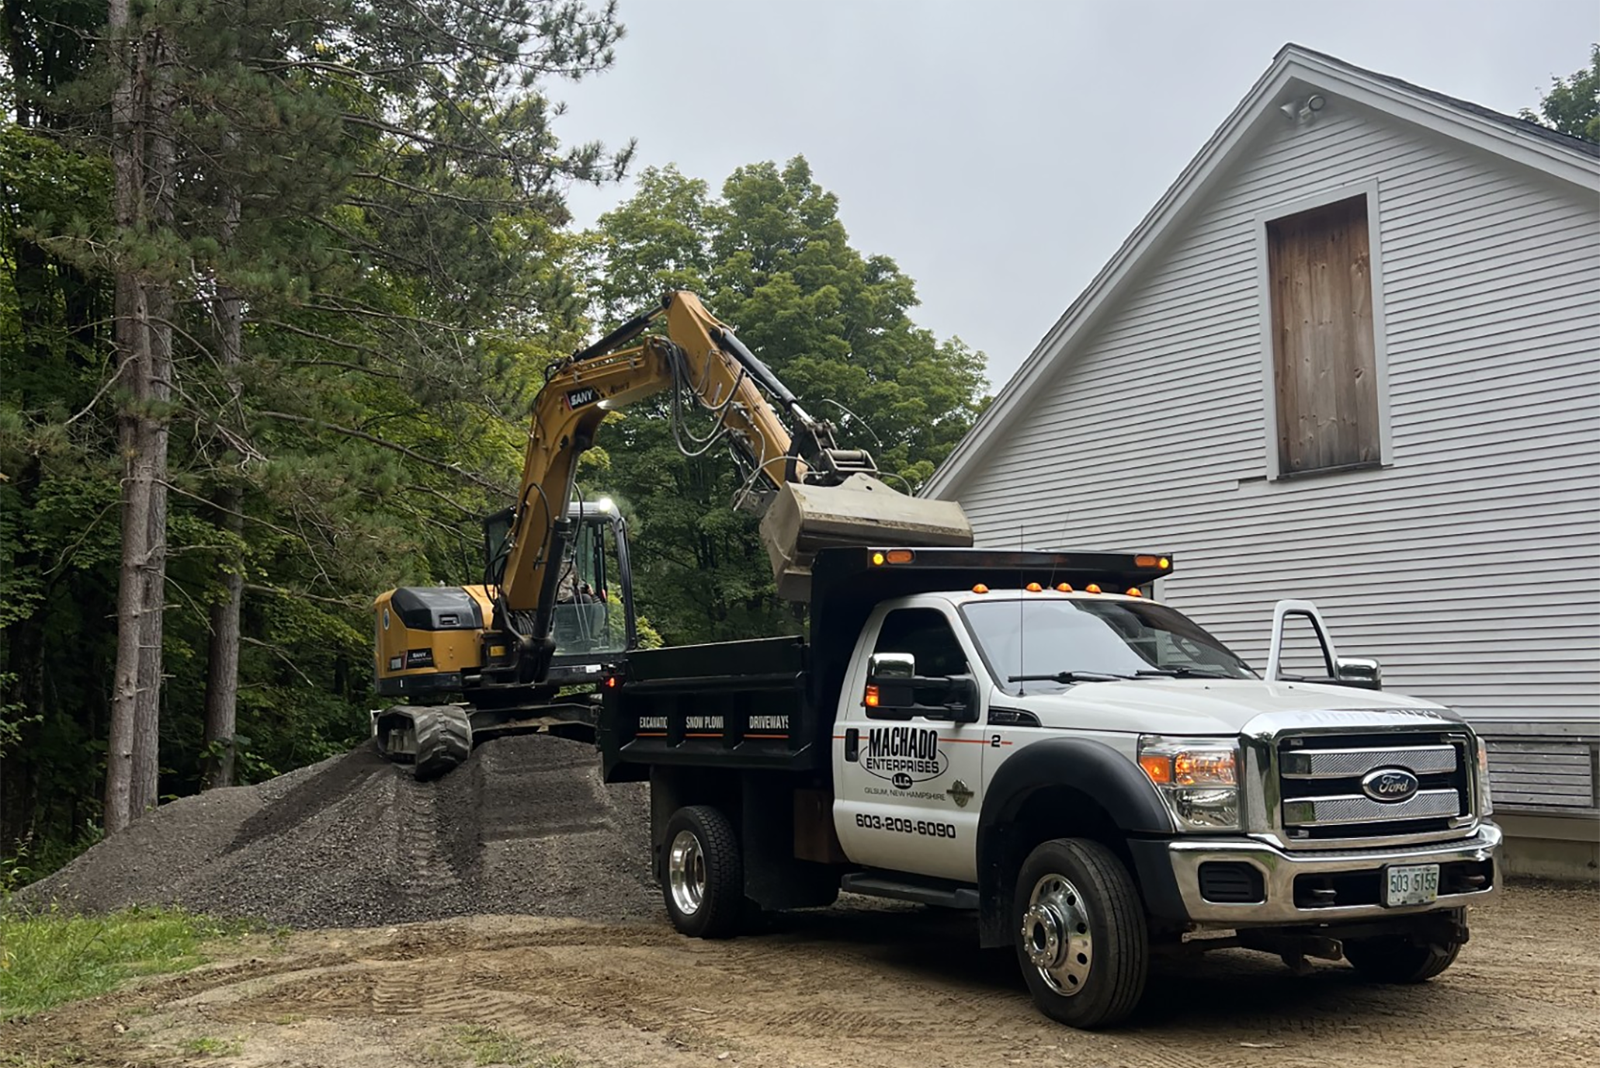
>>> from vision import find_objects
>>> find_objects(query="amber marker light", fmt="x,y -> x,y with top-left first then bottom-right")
864,685 -> 880,708
1134,555 -> 1158,568
1085,583 -> 1102,594
885,549 -> 915,564
972,584 -> 990,594
1159,557 -> 1170,569
1026,582 -> 1043,592
871,551 -> 886,566
1126,588 -> 1143,597
1138,754 -> 1172,784
1056,583 -> 1073,593
604,676 -> 618,689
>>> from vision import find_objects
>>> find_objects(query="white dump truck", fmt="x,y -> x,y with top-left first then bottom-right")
597,547 -> 1499,1028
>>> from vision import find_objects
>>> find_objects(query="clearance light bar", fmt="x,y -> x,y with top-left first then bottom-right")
869,549 -> 917,566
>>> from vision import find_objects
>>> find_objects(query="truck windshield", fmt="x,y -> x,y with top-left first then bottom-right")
962,599 -> 1256,693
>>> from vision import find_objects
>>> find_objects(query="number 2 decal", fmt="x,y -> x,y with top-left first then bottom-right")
990,734 -> 1003,748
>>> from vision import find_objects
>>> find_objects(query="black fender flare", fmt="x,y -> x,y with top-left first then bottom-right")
976,737 -> 1178,945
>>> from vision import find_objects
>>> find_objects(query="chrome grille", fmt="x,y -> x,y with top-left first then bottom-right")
1278,731 -> 1472,844
1280,744 -> 1458,779
1283,789 -> 1461,827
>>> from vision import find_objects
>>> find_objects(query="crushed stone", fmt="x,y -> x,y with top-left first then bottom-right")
17,732 -> 656,929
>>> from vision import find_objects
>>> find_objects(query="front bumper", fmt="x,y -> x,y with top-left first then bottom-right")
1158,821 -> 1501,926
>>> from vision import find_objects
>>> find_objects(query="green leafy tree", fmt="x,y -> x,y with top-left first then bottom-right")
584,159 -> 988,644
1521,43 -> 1599,141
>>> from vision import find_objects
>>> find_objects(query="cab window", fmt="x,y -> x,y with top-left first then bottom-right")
872,608 -> 969,677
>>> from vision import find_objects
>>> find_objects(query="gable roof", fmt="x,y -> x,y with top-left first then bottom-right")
924,44 -> 1600,499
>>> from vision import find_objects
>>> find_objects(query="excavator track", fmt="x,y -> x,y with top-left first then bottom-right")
373,705 -> 472,780
373,701 -> 600,780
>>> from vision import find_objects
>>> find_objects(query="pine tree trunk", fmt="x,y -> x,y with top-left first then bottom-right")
201,494 -> 242,789
104,0 -> 144,835
201,119 -> 244,792
201,287 -> 244,791
106,7 -> 174,832
131,25 -> 176,818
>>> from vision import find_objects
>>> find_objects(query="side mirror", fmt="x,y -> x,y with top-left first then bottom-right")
1334,656 -> 1383,690
865,653 -> 979,723
868,652 -> 916,679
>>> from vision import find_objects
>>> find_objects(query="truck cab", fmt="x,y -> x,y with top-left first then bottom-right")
599,548 -> 1499,1029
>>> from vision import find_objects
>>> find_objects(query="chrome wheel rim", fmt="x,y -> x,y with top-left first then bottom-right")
668,829 -> 707,916
1021,873 -> 1093,996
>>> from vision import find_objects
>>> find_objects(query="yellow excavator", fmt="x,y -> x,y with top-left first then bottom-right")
372,291 -> 972,777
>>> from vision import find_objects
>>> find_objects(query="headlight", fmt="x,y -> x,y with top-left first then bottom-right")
1138,735 -> 1240,831
1476,738 -> 1494,817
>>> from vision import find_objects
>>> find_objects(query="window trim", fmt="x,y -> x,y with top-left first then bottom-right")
1254,178 -> 1393,482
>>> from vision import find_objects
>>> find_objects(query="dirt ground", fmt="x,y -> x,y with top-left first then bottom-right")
6,880 -> 1597,1068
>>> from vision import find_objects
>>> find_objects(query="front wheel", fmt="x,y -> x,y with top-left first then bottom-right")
1013,838 -> 1148,1029
661,805 -> 744,940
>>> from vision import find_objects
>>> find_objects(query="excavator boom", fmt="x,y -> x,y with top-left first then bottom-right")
502,291 -> 971,627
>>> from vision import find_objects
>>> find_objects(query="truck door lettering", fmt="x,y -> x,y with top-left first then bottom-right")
863,726 -> 948,782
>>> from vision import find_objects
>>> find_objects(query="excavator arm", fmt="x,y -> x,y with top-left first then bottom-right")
492,290 -> 973,681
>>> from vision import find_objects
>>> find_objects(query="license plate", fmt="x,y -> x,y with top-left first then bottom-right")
1384,863 -> 1440,907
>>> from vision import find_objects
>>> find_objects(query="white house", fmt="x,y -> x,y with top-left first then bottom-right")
925,46 -> 1600,875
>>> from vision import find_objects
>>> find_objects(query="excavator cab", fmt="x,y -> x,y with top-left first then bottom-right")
375,497 -> 636,698
543,498 -> 635,669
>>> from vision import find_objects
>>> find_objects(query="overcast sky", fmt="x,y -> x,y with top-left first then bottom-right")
553,0 -> 1595,390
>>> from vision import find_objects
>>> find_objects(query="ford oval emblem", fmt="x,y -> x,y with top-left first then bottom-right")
1361,767 -> 1420,803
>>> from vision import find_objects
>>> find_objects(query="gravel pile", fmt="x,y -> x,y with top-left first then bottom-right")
18,733 -> 657,928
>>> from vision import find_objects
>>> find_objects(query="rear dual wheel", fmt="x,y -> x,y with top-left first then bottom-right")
661,805 -> 745,939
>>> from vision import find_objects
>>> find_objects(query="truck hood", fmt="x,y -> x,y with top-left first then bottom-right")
1007,678 -> 1457,737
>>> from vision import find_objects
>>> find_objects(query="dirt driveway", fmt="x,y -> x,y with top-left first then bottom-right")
7,881 -> 1597,1068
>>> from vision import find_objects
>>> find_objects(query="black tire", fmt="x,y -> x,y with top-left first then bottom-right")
1013,838 -> 1148,1029
661,805 -> 744,940
1344,933 -> 1462,983
412,707 -> 471,781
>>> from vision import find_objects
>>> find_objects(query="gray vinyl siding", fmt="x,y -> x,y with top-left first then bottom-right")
942,99 -> 1600,730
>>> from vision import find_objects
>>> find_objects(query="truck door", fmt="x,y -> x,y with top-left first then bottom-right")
833,603 -> 988,883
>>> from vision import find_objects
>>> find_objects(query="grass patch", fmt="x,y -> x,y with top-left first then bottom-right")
443,1025 -> 575,1068
180,1036 -> 244,1057
0,905 -> 247,1019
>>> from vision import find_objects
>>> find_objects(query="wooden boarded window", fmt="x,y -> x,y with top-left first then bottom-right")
1267,195 -> 1380,475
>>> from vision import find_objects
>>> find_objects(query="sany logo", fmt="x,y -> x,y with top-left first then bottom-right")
862,726 -> 948,786
565,386 -> 600,411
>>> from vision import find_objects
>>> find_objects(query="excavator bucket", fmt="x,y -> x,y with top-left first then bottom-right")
759,473 -> 974,601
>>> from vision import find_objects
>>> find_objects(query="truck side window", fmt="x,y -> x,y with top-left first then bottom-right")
873,608 -> 969,678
